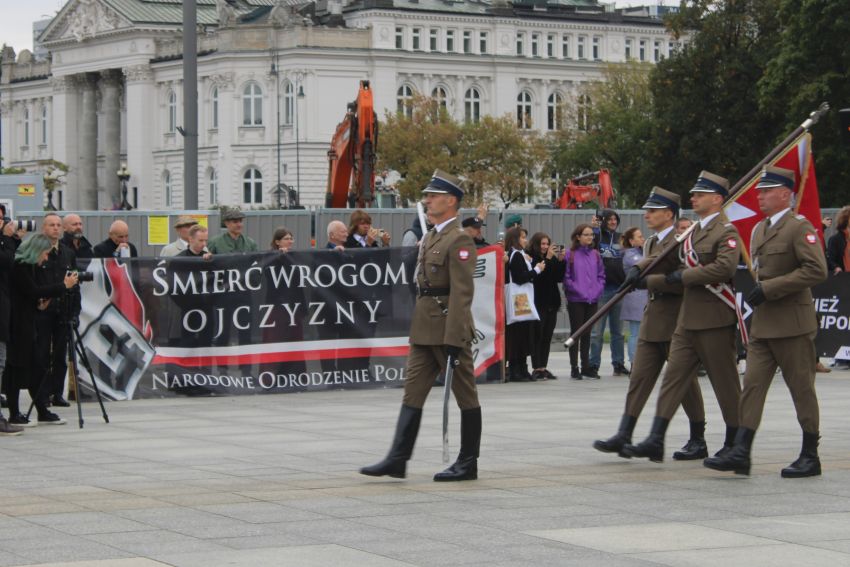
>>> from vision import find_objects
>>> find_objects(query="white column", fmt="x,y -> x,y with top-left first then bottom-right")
123,65 -> 156,209
48,76 -> 80,208
102,69 -> 122,208
213,73 -> 235,204
78,73 -> 99,210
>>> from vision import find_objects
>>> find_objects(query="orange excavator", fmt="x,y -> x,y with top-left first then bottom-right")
554,169 -> 617,210
325,80 -> 378,208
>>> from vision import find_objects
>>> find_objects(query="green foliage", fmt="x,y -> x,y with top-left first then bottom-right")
757,0 -> 850,206
648,0 -> 783,200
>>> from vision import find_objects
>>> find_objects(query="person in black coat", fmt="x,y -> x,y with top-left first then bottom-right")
826,206 -> 849,275
0,226 -> 23,434
504,227 -> 546,382
93,220 -> 139,258
61,214 -> 94,260
6,234 -> 78,426
527,232 -> 566,380
344,209 -> 391,248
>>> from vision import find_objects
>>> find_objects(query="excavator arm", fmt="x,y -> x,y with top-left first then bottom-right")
325,80 -> 378,208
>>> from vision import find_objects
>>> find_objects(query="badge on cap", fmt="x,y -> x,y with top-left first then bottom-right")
727,238 -> 738,249
458,249 -> 470,261
806,233 -> 817,244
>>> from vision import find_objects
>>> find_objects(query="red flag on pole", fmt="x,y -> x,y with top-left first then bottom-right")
725,133 -> 824,254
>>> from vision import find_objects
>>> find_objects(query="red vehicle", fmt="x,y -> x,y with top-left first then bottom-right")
325,80 -> 378,208
555,169 -> 616,210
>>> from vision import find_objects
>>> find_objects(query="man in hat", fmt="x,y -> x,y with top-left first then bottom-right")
704,166 -> 827,477
160,216 -> 199,257
360,169 -> 481,482
462,216 -> 489,248
624,171 -> 742,462
208,210 -> 258,254
594,187 -> 708,459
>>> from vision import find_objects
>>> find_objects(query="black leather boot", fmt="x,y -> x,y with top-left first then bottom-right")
434,407 -> 482,481
781,431 -> 821,478
360,405 -> 422,479
622,416 -> 669,462
703,427 -> 755,476
712,425 -> 738,458
673,420 -> 708,460
593,415 -> 637,458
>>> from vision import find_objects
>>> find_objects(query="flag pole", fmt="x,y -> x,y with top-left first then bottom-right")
564,103 -> 830,349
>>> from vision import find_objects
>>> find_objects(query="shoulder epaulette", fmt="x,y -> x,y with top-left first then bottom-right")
724,222 -> 733,228
794,214 -> 806,221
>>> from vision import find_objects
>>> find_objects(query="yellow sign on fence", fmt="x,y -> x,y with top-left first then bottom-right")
147,216 -> 170,246
17,184 -> 35,196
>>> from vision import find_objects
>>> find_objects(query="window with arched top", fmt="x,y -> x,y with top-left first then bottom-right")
547,92 -> 563,131
431,86 -> 448,109
167,90 -> 177,133
209,169 -> 218,204
243,168 -> 263,204
284,80 -> 295,125
164,170 -> 172,207
242,83 -> 263,126
23,107 -> 30,146
517,91 -> 533,129
396,85 -> 415,118
464,87 -> 481,124
211,87 -> 219,129
41,105 -> 48,144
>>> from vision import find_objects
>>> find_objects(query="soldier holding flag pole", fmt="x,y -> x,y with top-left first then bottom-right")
704,165 -> 827,477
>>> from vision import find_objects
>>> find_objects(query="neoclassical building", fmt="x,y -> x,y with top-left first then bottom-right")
0,0 -> 677,210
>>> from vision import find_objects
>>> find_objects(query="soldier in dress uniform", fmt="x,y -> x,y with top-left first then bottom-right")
594,188 -> 708,460
360,170 -> 481,482
704,165 -> 827,477
623,171 -> 743,462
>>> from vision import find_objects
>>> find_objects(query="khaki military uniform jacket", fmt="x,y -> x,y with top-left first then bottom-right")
677,212 -> 741,330
410,218 -> 477,347
749,212 -> 827,339
637,228 -> 685,342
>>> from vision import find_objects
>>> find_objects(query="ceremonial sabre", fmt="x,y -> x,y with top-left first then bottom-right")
442,354 -> 456,463
564,102 -> 830,349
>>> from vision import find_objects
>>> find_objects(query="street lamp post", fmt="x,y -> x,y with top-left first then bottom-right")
295,82 -> 305,207
117,163 -> 132,210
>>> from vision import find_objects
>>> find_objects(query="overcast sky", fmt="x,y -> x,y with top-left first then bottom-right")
1,0 -> 668,54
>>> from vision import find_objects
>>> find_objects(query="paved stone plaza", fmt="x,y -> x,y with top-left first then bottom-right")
2,352 -> 850,567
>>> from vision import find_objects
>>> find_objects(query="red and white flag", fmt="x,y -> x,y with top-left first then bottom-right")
724,133 -> 824,254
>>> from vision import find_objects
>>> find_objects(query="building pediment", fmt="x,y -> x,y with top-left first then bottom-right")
41,0 -> 131,44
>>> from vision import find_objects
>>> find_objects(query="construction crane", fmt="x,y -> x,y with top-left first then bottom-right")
325,80 -> 378,208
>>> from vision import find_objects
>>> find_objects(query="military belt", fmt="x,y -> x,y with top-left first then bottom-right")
419,287 -> 450,297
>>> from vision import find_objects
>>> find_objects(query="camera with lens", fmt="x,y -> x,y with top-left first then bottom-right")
67,270 -> 94,283
1,217 -> 36,232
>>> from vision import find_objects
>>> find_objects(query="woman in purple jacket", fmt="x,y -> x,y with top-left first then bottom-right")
563,223 -> 605,379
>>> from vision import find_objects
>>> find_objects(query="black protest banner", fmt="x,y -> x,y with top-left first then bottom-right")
75,246 -> 505,400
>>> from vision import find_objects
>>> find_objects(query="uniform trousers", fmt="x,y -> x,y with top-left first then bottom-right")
402,344 -> 479,410
655,325 -> 740,426
625,338 -> 705,421
739,332 -> 819,432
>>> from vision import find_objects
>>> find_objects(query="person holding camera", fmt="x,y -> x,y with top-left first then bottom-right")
527,233 -> 565,380
37,213 -> 80,409
589,209 -> 629,377
345,210 -> 391,248
6,234 -> 78,426
61,214 -> 94,259
505,227 -> 546,382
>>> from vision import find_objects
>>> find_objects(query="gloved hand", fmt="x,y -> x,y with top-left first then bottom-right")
617,266 -> 642,293
665,270 -> 683,285
746,284 -> 766,307
445,345 -> 462,366
633,277 -> 648,290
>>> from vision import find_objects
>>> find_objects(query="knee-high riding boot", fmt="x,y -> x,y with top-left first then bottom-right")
434,407 -> 481,481
360,405 -> 422,479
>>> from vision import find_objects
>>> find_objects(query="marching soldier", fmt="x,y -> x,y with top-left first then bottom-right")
624,171 -> 743,462
704,166 -> 827,477
594,188 -> 708,460
360,170 -> 481,482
